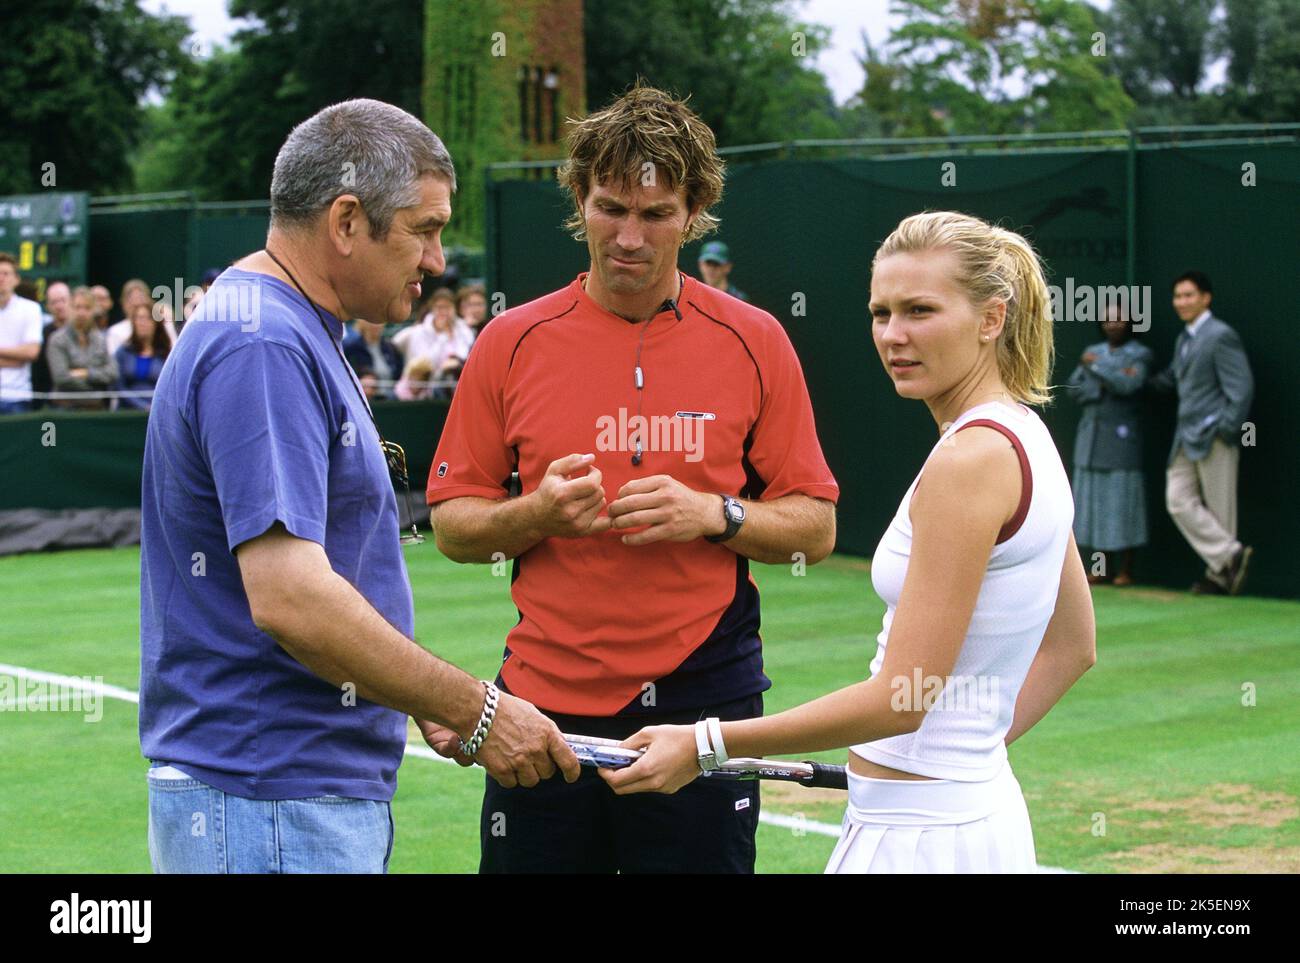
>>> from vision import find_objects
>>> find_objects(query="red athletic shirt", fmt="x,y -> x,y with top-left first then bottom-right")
427,273 -> 839,715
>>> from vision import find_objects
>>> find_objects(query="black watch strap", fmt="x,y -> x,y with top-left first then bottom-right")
705,494 -> 745,543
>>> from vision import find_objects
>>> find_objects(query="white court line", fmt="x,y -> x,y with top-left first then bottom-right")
0,663 -> 139,704
760,812 -> 841,838
1,663 -> 1074,869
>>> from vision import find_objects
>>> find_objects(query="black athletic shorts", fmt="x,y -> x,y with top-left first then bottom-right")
479,692 -> 763,874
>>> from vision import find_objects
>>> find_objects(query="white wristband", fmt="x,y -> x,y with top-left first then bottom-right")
706,716 -> 728,766
695,719 -> 720,771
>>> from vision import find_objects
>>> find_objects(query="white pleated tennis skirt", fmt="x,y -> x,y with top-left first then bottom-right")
824,761 -> 1037,874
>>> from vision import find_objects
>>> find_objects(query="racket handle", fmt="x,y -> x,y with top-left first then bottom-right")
804,762 -> 848,790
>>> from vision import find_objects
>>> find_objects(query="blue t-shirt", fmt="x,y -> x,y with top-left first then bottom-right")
139,268 -> 414,801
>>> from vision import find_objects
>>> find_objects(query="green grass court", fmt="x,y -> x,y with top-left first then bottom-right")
1,545 -> 1297,873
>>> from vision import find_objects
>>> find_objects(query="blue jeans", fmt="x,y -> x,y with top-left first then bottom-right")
0,401 -> 32,415
147,766 -> 394,874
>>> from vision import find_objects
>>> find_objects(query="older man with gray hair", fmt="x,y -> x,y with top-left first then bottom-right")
139,98 -> 578,874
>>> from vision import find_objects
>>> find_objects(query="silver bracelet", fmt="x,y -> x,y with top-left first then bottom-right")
459,681 -> 500,757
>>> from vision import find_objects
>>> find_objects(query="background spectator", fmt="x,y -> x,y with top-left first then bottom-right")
31,281 -> 74,408
114,301 -> 173,410
393,286 -> 474,390
43,281 -> 72,330
117,279 -> 149,322
107,279 -> 163,354
181,267 -> 225,332
393,286 -> 437,357
46,286 -> 119,409
0,252 -> 44,414
1067,303 -> 1153,586
182,288 -> 203,325
456,284 -> 489,333
394,355 -> 436,401
696,240 -> 748,302
154,299 -> 177,335
1150,270 -> 1255,595
91,285 -> 114,328
343,319 -> 403,400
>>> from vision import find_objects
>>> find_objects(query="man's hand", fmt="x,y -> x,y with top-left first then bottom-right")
531,453 -> 612,538
415,718 -> 474,767
471,692 -> 582,789
431,455 -> 612,562
607,475 -> 724,546
1081,351 -> 1098,365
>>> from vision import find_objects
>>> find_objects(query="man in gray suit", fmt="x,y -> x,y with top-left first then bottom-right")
1150,271 -> 1254,595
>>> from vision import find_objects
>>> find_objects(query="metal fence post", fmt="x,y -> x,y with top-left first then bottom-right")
1126,128 -> 1137,287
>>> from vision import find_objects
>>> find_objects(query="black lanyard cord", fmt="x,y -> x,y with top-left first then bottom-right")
262,247 -> 388,448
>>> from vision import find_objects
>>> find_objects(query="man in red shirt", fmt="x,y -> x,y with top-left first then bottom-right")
427,85 -> 839,872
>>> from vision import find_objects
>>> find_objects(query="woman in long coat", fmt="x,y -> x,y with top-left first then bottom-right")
1067,305 -> 1153,586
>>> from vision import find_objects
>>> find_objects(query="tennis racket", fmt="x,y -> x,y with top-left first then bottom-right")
564,733 -> 848,790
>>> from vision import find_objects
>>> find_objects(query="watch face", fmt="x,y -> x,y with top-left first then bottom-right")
727,499 -> 746,524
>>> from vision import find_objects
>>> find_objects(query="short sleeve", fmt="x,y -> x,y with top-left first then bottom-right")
21,303 -> 42,343
193,342 -> 332,553
746,323 -> 840,503
426,325 -> 514,504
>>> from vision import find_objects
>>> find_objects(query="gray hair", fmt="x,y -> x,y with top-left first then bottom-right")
270,98 -> 456,239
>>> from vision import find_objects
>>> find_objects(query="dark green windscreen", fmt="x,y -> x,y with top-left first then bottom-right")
487,143 -> 1298,597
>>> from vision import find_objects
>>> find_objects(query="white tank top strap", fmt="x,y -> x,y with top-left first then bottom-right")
952,415 -> 1033,544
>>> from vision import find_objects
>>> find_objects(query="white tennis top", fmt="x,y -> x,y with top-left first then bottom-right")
0,294 -> 43,402
851,401 -> 1074,781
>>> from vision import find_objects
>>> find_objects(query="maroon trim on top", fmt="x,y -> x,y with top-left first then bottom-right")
956,418 -> 1032,544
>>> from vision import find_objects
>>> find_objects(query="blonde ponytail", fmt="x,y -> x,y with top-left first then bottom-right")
874,212 -> 1056,406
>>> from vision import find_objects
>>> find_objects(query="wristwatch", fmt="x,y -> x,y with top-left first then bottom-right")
705,494 -> 746,543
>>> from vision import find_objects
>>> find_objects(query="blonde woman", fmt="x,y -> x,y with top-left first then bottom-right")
394,354 -> 436,401
602,211 -> 1097,873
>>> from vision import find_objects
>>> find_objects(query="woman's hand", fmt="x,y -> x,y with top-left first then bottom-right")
599,724 -> 701,795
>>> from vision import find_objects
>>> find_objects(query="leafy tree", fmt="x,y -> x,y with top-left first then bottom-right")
1096,0 -> 1300,125
1022,0 -> 1136,131
1214,0 -> 1300,121
839,34 -> 907,139
0,0 -> 190,193
135,0 -> 424,200
844,0 -> 1132,137
1220,0 -> 1267,90
1099,0 -> 1217,104
583,0 -> 842,146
